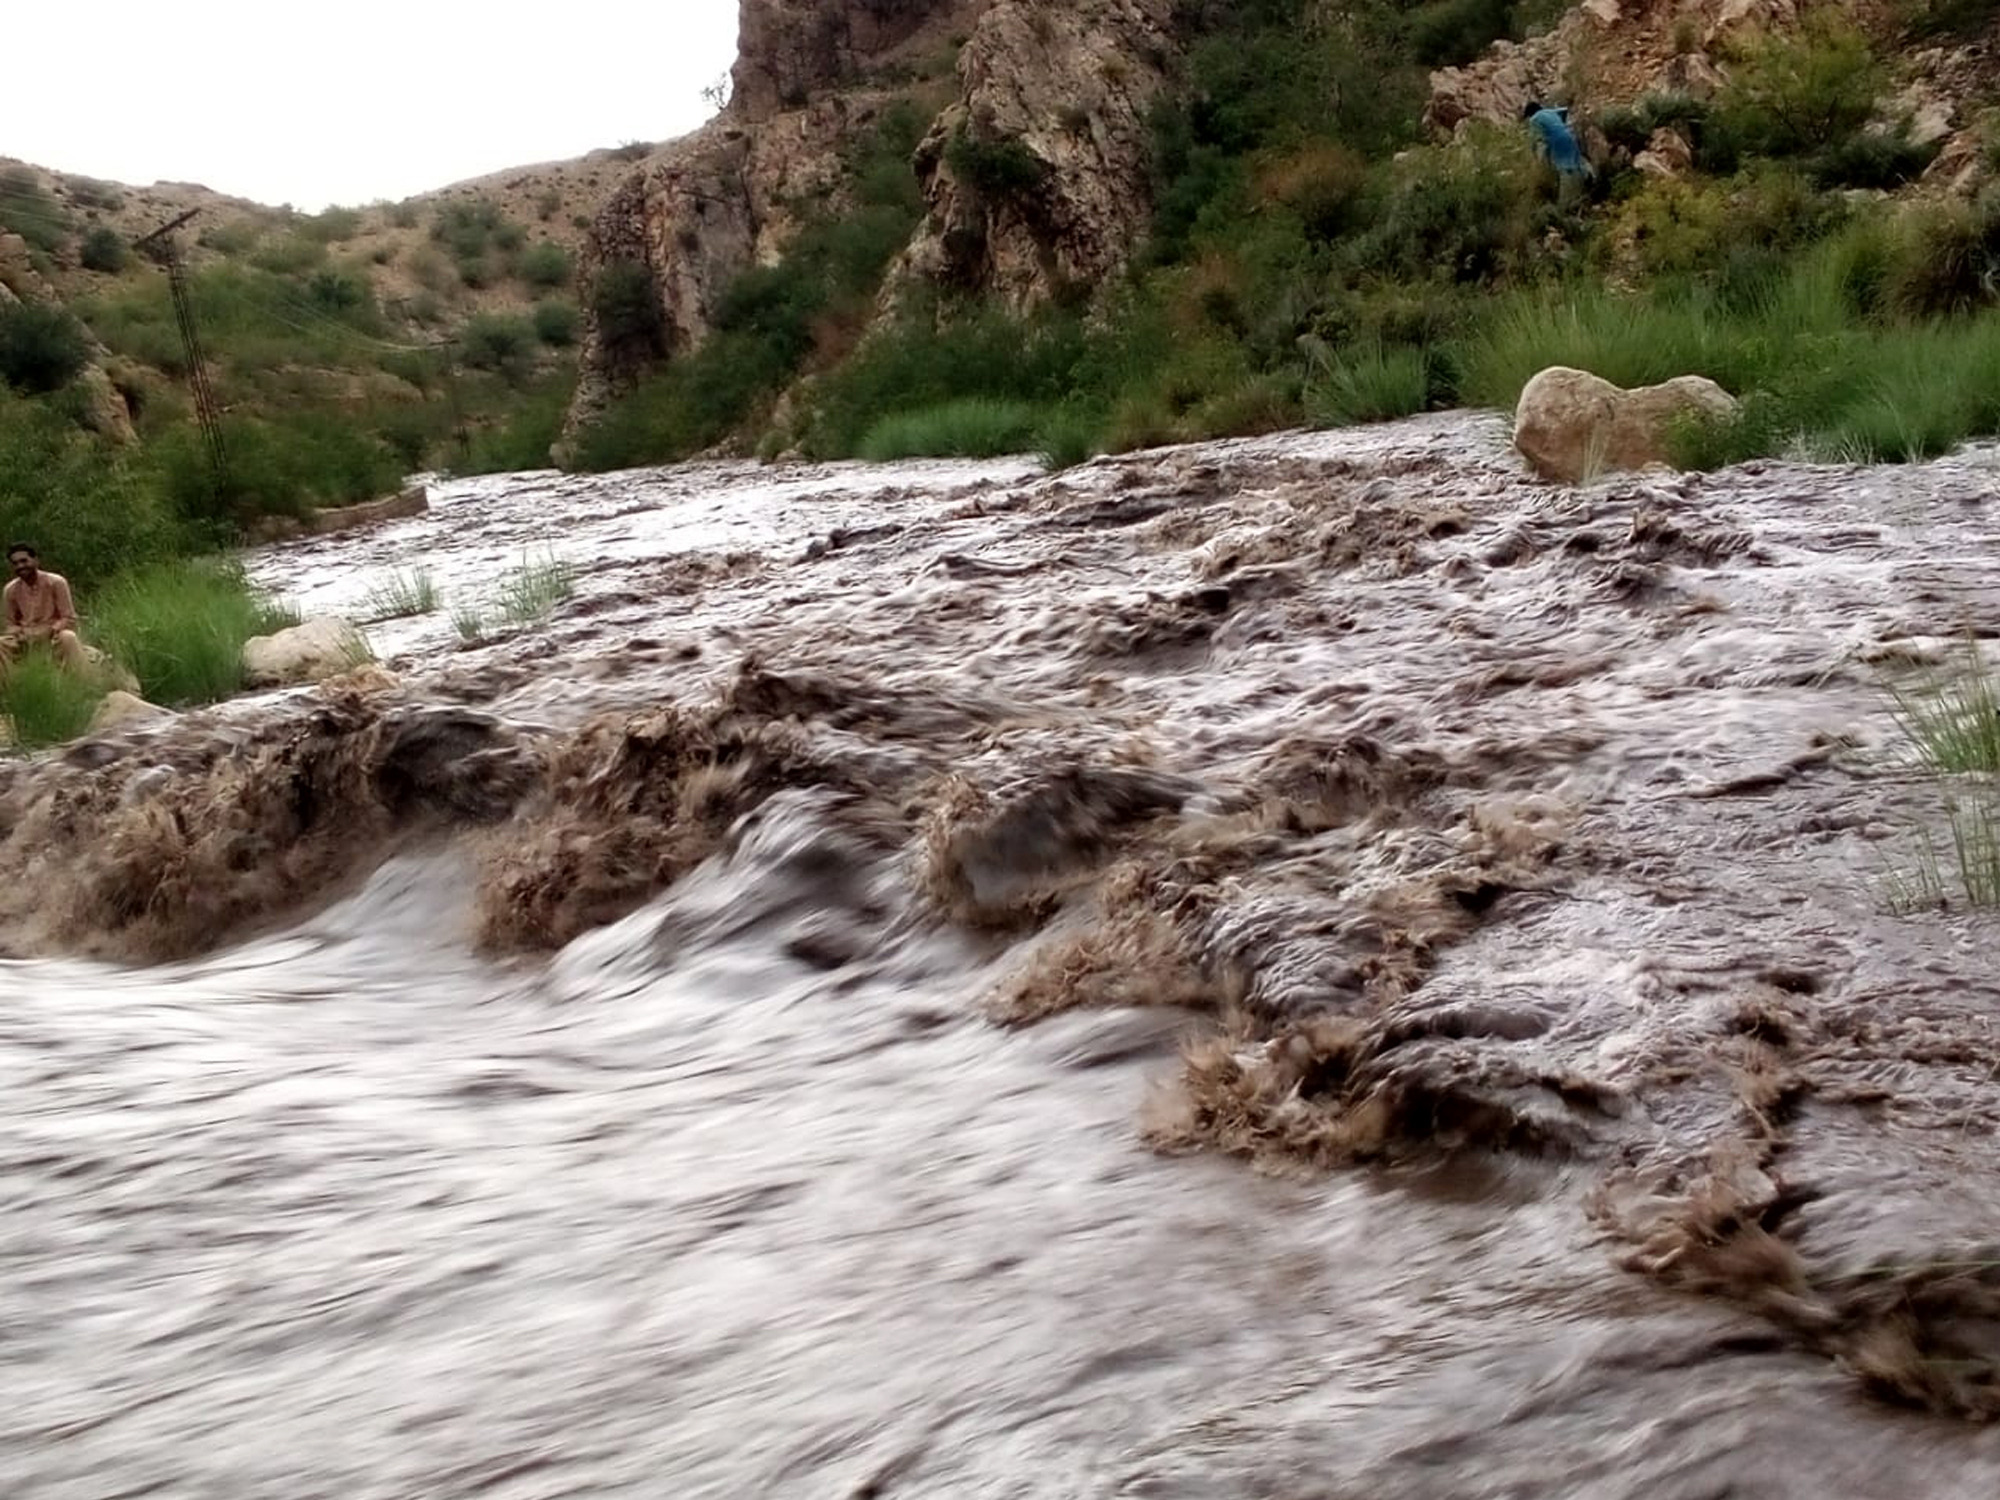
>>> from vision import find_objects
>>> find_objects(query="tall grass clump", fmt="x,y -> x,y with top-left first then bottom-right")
856,398 -> 1047,460
1308,342 -> 1433,424
0,650 -> 105,750
496,553 -> 576,624
1889,642 -> 2000,774
1883,643 -> 2000,913
360,567 -> 439,621
89,559 -> 298,707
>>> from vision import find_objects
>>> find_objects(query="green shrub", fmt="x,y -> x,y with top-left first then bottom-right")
305,206 -> 363,243
198,218 -> 263,255
591,258 -> 664,352
532,299 -> 579,346
249,235 -> 328,275
432,198 -> 505,258
945,129 -> 1048,199
89,558 -> 297,707
1036,406 -> 1103,470
387,200 -> 420,229
1599,93 -> 1710,155
0,394 -> 184,588
1881,193 -> 2000,319
496,553 -> 576,623
1309,343 -> 1434,424
306,268 -> 368,313
1702,17 -> 1882,170
80,227 -> 128,273
518,241 -> 573,288
1346,125 -> 1539,284
0,303 -> 92,394
0,649 -> 104,749
459,313 -> 539,380
536,188 -> 563,222
462,376 -> 573,474
856,398 -> 1048,460
1405,0 -> 1516,67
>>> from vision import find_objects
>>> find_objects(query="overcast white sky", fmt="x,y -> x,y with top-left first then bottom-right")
4,1 -> 741,209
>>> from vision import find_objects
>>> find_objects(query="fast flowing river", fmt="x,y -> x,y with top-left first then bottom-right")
6,414 -> 2000,1497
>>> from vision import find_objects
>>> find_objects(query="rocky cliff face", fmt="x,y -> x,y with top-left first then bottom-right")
893,0 -> 1179,309
559,0 -> 1180,453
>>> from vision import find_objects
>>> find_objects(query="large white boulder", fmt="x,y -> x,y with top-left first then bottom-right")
241,617 -> 369,689
1513,366 -> 1738,484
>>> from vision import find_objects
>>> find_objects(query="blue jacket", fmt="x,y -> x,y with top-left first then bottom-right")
1527,107 -> 1589,175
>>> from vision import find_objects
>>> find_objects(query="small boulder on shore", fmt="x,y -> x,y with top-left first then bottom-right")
88,691 -> 171,735
1513,366 -> 1738,484
242,617 -> 369,689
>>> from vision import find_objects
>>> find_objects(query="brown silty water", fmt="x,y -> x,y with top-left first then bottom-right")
6,413 -> 2000,1496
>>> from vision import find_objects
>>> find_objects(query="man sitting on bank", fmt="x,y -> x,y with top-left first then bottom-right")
2,543 -> 87,673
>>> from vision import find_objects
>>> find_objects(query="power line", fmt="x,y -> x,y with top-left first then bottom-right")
133,209 -> 229,498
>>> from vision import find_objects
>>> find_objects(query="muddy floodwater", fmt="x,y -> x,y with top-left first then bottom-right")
8,414 -> 2000,1496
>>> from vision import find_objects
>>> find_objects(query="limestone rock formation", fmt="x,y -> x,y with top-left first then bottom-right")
242,618 -> 371,690
733,0 -> 978,118
1513,366 -> 1738,483
891,0 -> 1181,309
560,0 -> 1181,453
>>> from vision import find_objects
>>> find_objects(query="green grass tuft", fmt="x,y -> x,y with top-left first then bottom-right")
496,553 -> 576,624
0,650 -> 105,751
359,567 -> 440,622
89,559 -> 297,708
856,398 -> 1046,461
1309,343 -> 1433,425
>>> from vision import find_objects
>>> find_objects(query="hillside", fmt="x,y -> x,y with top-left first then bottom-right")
5,0 -> 2000,575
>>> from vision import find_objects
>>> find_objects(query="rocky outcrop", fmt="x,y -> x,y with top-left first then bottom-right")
560,0 -> 1182,454
733,0 -> 981,119
892,0 -> 1180,309
0,228 -> 136,444
242,618 -> 371,690
1513,366 -> 1739,483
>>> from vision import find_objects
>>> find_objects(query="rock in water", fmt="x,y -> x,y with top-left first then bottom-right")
1513,366 -> 1738,484
242,618 -> 370,689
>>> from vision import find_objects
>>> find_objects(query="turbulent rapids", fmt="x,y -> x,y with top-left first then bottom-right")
8,415 -> 2000,1496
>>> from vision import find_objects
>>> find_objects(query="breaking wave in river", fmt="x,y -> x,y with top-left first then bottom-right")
8,414 -> 2000,1495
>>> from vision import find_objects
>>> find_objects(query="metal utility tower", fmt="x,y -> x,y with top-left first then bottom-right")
133,208 -> 228,493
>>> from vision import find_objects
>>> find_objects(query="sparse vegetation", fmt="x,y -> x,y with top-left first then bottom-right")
857,398 -> 1048,461
496,553 -> 576,623
1885,643 -> 2000,911
532,300 -> 579,346
360,567 -> 440,622
0,649 -> 106,750
79,227 -> 128,274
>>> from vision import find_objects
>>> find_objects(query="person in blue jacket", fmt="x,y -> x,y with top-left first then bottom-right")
1521,100 -> 1595,198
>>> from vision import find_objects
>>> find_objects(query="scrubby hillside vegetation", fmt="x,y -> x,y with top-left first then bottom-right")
5,0 -> 2000,601
591,0 -> 2000,473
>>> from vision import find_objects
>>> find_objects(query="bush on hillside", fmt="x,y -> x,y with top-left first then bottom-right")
0,303 -> 92,394
518,241 -> 573,288
591,258 -> 665,352
532,300 -> 579,346
1702,17 -> 1882,169
945,129 -> 1048,199
305,206 -> 363,243
459,314 -> 539,381
1598,92 -> 1710,155
306,269 -> 368,313
1345,126 -> 1540,285
1883,192 -> 2000,318
0,393 -> 184,590
79,227 -> 128,273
